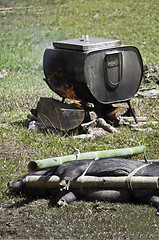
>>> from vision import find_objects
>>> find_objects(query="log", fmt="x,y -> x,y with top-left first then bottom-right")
36,97 -> 85,130
81,119 -> 97,132
25,175 -> 159,190
72,134 -> 95,141
104,106 -> 141,126
119,116 -> 147,125
120,116 -> 147,122
81,118 -> 120,134
28,145 -> 146,171
97,118 -> 120,133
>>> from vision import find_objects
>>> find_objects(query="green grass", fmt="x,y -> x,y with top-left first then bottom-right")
0,0 -> 159,239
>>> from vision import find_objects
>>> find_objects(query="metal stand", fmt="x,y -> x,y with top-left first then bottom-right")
127,100 -> 138,124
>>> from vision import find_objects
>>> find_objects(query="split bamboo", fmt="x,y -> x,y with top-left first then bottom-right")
25,175 -> 159,190
28,145 -> 146,171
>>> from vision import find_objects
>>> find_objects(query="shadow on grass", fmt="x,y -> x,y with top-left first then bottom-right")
7,196 -> 36,209
11,119 -> 30,129
7,195 -> 59,209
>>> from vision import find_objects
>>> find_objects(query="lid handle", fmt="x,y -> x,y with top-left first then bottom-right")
81,35 -> 89,42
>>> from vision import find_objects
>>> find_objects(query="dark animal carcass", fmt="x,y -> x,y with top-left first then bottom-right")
8,158 -> 159,211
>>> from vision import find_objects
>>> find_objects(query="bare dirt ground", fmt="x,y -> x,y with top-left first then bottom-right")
0,137 -> 36,160
0,138 -> 42,239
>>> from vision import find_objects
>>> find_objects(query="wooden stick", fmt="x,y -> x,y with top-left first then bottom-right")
0,7 -> 33,12
81,118 -> 120,134
97,118 -> 120,133
120,116 -> 147,122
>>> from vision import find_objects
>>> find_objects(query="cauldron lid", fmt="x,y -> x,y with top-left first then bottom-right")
53,37 -> 121,52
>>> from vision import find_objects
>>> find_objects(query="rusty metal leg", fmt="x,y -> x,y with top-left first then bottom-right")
127,100 -> 138,124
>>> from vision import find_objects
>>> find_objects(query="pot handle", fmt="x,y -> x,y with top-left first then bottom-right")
104,51 -> 123,89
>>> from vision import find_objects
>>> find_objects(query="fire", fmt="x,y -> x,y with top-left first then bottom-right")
60,83 -> 79,100
46,68 -> 85,109
60,83 -> 84,109
47,68 -> 80,101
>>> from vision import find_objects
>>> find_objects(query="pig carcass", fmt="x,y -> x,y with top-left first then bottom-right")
8,158 -> 159,211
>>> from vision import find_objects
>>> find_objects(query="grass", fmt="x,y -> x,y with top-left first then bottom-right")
0,0 -> 159,239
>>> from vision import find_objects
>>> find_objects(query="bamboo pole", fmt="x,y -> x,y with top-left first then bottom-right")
140,159 -> 159,164
25,175 -> 159,190
28,145 -> 146,171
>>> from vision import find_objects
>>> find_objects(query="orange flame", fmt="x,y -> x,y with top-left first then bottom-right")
47,68 -> 86,109
60,84 -> 79,100
60,83 -> 84,109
